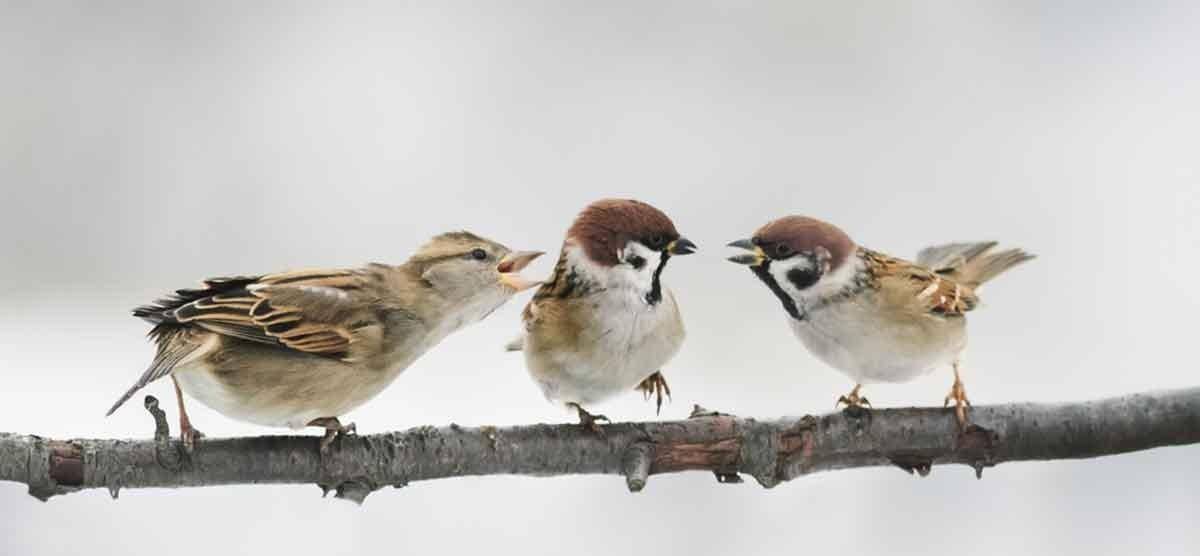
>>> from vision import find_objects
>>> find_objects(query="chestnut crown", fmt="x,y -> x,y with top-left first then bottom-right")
567,199 -> 681,266
753,216 -> 856,269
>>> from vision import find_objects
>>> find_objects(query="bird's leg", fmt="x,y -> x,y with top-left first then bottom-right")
307,417 -> 357,452
635,371 -> 672,415
836,384 -> 871,409
944,361 -> 971,429
567,402 -> 609,434
171,375 -> 204,451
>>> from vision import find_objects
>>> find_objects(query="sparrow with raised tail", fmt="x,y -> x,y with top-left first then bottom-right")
508,199 -> 696,430
728,216 -> 1033,427
107,232 -> 542,449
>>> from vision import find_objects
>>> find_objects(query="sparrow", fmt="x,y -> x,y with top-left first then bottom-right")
107,231 -> 543,449
507,199 -> 696,431
727,216 -> 1033,427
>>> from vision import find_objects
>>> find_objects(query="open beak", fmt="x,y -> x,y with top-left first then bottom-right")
498,250 -> 545,291
726,239 -> 765,266
667,237 -> 697,256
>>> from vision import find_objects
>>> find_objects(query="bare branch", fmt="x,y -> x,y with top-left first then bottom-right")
2,388 -> 1198,503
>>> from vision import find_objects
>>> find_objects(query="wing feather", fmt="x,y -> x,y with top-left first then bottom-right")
112,268 -> 387,416
865,250 -> 978,318
134,269 -> 379,360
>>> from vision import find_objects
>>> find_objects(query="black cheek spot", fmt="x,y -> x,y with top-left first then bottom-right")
786,267 -> 820,291
627,255 -> 647,270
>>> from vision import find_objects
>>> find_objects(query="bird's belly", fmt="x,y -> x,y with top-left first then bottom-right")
791,305 -> 965,384
528,297 -> 684,406
173,351 -> 398,429
532,342 -> 677,406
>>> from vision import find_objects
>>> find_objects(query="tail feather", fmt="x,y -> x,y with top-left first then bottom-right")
917,241 -> 1034,288
106,326 -> 201,416
959,248 -> 1036,288
916,241 -> 998,272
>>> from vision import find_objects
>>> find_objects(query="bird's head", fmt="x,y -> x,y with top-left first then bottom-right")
563,199 -> 696,305
727,215 -> 856,319
411,231 -> 543,309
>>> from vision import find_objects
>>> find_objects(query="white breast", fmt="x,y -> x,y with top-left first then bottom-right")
538,290 -> 684,406
527,244 -> 686,407
770,255 -> 966,385
789,296 -> 966,384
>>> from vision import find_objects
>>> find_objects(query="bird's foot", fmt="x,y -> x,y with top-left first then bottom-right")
180,424 -> 204,453
173,375 -> 203,453
635,371 -> 672,415
943,378 -> 971,429
835,384 -> 871,410
308,417 -> 357,452
567,403 -> 609,434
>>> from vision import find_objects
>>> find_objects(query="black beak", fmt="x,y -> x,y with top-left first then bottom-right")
727,239 -> 754,250
668,237 -> 697,256
726,239 -> 764,266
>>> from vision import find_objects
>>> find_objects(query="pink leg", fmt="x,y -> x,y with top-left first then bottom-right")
172,375 -> 204,450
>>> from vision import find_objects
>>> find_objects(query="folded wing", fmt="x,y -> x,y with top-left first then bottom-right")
136,269 -> 379,359
108,269 -> 384,416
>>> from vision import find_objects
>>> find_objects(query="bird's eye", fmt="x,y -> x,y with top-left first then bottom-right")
647,234 -> 665,249
775,244 -> 792,257
470,248 -> 488,260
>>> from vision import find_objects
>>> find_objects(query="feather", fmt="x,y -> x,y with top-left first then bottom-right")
916,241 -> 1035,288
105,326 -> 207,416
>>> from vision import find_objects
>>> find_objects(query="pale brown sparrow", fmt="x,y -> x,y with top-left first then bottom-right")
508,199 -> 696,430
728,216 -> 1033,427
107,231 -> 542,449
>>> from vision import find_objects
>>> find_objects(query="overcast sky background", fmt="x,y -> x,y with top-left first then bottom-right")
2,2 -> 1198,555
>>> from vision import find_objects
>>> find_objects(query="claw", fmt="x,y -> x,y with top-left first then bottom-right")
180,426 -> 204,453
308,417 -> 356,452
945,362 -> 971,429
568,403 -> 609,435
635,372 -> 672,416
835,384 -> 870,410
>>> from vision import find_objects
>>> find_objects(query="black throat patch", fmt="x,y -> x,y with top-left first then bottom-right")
751,261 -> 804,321
645,251 -> 670,305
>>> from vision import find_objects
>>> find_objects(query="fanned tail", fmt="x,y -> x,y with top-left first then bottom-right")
959,247 -> 1036,288
916,242 -> 998,272
917,241 -> 1035,289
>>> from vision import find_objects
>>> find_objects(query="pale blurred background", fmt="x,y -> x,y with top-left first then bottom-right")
2,1 -> 1198,554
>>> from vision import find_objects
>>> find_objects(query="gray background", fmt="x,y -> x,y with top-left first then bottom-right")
2,2 -> 1198,554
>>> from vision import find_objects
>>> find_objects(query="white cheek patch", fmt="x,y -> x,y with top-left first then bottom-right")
621,241 -> 657,269
564,241 -> 659,295
619,241 -> 658,290
769,256 -> 818,300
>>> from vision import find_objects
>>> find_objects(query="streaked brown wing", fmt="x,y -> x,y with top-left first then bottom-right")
138,269 -> 373,359
866,250 -> 979,318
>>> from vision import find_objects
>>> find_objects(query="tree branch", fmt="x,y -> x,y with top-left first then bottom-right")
2,388 -> 1198,503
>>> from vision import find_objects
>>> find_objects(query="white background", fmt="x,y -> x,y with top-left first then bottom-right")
2,2 -> 1198,554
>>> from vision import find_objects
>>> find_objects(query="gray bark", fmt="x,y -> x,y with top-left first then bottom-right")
2,388 -> 1198,504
